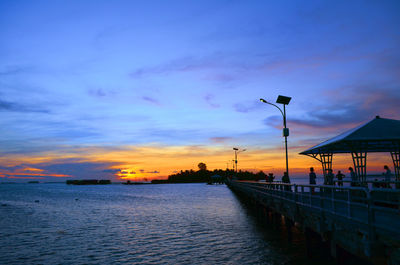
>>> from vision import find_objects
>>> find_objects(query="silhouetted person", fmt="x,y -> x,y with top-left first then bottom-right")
282,172 -> 290,191
336,170 -> 345,187
309,167 -> 316,194
383,165 -> 392,188
326,169 -> 334,185
268,173 -> 275,183
372,178 -> 381,188
349,167 -> 358,186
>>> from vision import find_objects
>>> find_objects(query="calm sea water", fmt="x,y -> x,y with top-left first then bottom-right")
0,183 -> 336,265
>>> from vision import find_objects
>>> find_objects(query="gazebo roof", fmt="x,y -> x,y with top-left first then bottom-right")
300,116 -> 400,155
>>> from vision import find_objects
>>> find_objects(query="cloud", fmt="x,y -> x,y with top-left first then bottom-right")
2,175 -> 46,180
260,83 -> 400,147
0,159 -> 124,182
88,88 -> 118,98
209,137 -> 231,143
0,99 -> 50,113
37,161 -> 119,179
294,85 -> 400,130
129,52 -> 250,80
142,96 -> 161,105
102,169 -> 122,173
233,100 -> 264,113
146,170 -> 159,174
204,94 -> 220,108
203,73 -> 236,82
130,55 -> 221,77
88,88 -> 106,97
0,65 -> 35,76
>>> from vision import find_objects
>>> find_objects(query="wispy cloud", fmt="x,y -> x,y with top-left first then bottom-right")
292,85 -> 400,130
146,170 -> 159,174
0,99 -> 50,113
204,94 -> 220,108
0,65 -> 35,76
209,136 -> 231,143
142,96 -> 161,105
130,55 -> 223,77
233,100 -> 264,113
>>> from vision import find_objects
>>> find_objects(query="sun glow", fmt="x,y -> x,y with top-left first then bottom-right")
116,168 -> 146,180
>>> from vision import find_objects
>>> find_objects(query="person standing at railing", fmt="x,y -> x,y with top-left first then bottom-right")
266,173 -> 274,189
383,165 -> 392,188
326,169 -> 334,185
349,167 -> 358,186
309,167 -> 316,194
268,173 -> 275,183
336,170 -> 345,187
282,172 -> 290,191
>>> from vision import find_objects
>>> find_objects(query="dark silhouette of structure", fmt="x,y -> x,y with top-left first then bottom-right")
227,179 -> 399,264
300,116 -> 400,185
66,179 -> 111,185
260,95 -> 291,180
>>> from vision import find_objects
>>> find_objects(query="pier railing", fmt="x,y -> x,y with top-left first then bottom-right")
230,180 -> 400,238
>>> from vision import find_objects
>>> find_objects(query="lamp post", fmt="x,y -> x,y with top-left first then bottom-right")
233,147 -> 246,173
260,95 -> 291,178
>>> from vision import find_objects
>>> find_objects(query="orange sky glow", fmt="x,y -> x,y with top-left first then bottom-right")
0,144 -> 395,182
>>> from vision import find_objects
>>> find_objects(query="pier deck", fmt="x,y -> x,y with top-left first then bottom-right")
226,179 -> 400,264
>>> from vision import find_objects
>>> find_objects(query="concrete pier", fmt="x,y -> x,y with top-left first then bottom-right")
226,180 -> 400,264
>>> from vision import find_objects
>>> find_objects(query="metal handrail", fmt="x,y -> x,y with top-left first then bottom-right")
228,180 -> 399,237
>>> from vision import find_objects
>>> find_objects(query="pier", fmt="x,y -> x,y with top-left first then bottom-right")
226,179 -> 399,264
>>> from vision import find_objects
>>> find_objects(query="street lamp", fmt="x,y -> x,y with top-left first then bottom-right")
260,95 -> 291,178
233,147 -> 246,173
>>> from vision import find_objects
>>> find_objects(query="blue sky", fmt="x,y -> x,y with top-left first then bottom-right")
1,0 -> 399,181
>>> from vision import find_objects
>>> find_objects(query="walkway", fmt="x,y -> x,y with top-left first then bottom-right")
226,179 -> 400,264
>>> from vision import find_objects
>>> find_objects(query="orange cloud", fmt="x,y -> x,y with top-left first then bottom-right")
23,167 -> 44,172
5,176 -> 46,179
0,144 -> 395,182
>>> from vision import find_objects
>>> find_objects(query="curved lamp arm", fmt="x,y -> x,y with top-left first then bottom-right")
260,98 -> 284,117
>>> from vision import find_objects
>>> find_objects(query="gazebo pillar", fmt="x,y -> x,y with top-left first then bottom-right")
391,151 -> 400,179
391,150 -> 400,185
351,151 -> 367,183
305,153 -> 333,179
390,141 -> 400,188
319,152 -> 333,178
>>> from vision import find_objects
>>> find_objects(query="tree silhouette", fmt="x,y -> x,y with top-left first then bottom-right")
198,162 -> 207,171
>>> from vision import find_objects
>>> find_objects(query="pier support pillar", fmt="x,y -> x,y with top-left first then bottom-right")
285,217 -> 294,243
264,207 -> 272,224
273,212 -> 282,228
330,240 -> 337,259
305,228 -> 313,258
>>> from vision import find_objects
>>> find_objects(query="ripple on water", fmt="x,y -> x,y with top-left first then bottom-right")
0,183 -> 348,265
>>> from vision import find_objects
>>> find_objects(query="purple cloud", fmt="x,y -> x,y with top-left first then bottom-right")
142,96 -> 161,105
146,170 -> 159,174
204,94 -> 220,108
210,137 -> 231,143
0,99 -> 50,113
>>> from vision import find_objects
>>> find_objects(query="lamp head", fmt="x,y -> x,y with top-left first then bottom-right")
233,147 -> 239,151
276,95 -> 291,105
259,98 -> 267,103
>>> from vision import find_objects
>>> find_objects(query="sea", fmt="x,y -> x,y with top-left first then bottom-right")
0,182 -> 361,265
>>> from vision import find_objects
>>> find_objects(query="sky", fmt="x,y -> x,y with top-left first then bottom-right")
1,0 -> 399,182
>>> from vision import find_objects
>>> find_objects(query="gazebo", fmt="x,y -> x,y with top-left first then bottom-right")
300,116 -> 400,183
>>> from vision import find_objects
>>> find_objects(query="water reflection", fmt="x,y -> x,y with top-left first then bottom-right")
0,183 -> 366,264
